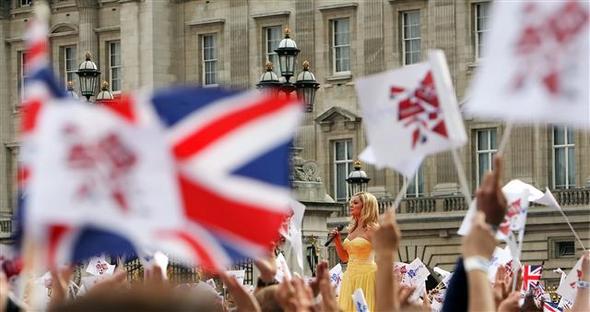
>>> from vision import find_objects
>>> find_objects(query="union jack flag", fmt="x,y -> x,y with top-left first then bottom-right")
521,264 -> 543,292
22,3 -> 303,271
543,301 -> 562,312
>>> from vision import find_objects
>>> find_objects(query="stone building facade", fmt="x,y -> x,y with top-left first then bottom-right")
0,0 -> 588,284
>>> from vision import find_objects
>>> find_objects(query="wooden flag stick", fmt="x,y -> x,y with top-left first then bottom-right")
451,148 -> 473,207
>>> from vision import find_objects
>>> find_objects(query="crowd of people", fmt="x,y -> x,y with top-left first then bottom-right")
1,156 -> 589,312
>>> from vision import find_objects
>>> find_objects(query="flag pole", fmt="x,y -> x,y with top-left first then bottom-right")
497,122 -> 514,156
556,208 -> 587,251
451,148 -> 472,207
390,178 -> 409,212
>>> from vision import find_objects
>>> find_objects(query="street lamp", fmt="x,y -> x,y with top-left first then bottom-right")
275,28 -> 299,81
96,80 -> 114,103
76,51 -> 100,101
257,29 -> 320,112
295,61 -> 320,113
346,160 -> 370,198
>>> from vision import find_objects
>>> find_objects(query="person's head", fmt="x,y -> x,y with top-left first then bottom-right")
348,192 -> 379,230
254,285 -> 282,312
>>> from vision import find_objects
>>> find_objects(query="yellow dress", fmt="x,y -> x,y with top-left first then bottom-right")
338,237 -> 376,312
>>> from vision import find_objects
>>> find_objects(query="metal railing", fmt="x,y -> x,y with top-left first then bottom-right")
335,187 -> 590,216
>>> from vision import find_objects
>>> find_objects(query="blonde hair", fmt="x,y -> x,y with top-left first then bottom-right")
348,191 -> 379,232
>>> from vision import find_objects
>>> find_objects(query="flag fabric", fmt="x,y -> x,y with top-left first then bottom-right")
279,199 -> 306,273
85,256 -> 115,277
226,270 -> 246,285
402,258 -> 430,287
274,253 -> 292,283
329,263 -> 343,296
26,86 -> 303,270
543,301 -> 562,312
557,256 -> 583,303
521,264 -> 543,292
488,246 -> 513,282
553,268 -> 567,287
352,288 -> 369,312
355,50 -> 466,178
465,1 -> 590,128
458,180 -> 535,241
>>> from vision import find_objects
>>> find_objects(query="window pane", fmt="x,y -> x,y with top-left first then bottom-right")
336,163 -> 347,200
554,126 -> 565,145
568,147 -> 575,187
346,140 -> 352,160
567,128 -> 574,144
335,141 -> 345,160
477,130 -> 488,150
554,148 -> 566,188
478,154 -> 490,183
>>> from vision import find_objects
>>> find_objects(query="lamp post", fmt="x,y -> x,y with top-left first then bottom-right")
346,160 -> 370,199
76,51 -> 100,102
257,28 -> 320,112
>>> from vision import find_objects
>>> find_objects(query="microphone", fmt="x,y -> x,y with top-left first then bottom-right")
324,225 -> 345,247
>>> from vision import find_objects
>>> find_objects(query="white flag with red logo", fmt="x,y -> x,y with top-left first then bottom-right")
86,256 -> 115,277
465,1 -> 590,128
355,50 -> 467,178
557,256 -> 583,303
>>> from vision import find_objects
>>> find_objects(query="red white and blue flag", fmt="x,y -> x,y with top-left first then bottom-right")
26,87 -> 302,271
521,264 -> 543,292
21,4 -> 303,271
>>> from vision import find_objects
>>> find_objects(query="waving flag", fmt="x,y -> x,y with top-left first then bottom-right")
557,256 -> 583,303
521,264 -> 543,292
465,1 -> 590,128
329,263 -> 343,295
355,50 -> 466,177
27,87 -> 302,270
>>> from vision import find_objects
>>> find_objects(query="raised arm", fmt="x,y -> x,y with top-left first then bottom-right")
373,210 -> 401,311
573,251 -> 590,312
330,228 -> 349,263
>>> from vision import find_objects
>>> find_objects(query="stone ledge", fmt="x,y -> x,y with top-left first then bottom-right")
251,10 -> 290,19
186,18 -> 225,27
318,2 -> 358,12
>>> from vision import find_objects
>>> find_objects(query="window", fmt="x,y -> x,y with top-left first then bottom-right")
18,51 -> 29,102
553,126 -> 576,189
406,165 -> 424,198
63,46 -> 77,88
552,240 -> 575,258
475,129 -> 497,186
109,41 -> 121,92
202,34 -> 218,86
401,11 -> 421,65
333,139 -> 353,202
331,18 -> 351,74
264,26 -> 282,74
19,0 -> 32,7
474,2 -> 490,59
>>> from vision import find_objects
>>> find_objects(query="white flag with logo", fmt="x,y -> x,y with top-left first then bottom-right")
274,253 -> 292,283
557,256 -> 583,304
465,1 -> 590,128
86,256 -> 115,276
355,50 -> 467,178
329,263 -> 343,296
352,288 -> 369,312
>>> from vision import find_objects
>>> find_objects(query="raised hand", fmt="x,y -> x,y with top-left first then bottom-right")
373,210 -> 401,253
462,211 -> 497,259
476,155 -> 507,226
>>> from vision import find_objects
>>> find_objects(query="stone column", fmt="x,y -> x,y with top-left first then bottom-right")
120,0 -> 140,90
295,0 -> 315,75
229,0 -> 249,88
76,0 -> 99,64
0,17 -> 10,215
362,0 -> 384,76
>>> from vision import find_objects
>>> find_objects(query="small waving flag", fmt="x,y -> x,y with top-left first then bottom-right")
465,1 -> 590,128
355,50 -> 466,178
